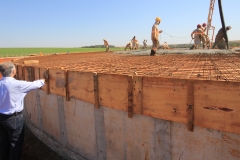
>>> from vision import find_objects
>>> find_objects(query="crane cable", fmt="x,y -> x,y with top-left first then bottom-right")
162,31 -> 191,38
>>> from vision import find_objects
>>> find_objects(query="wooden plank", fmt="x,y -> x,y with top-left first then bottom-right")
24,66 -> 34,81
93,72 -> 99,109
187,80 -> 194,132
39,68 -> 49,94
49,69 -> 66,97
17,65 -> 24,80
66,70 -> 70,101
34,67 -> 40,80
127,76 -> 133,118
23,60 -> 39,65
133,76 -> 143,115
68,71 -> 95,103
16,65 -> 23,80
194,80 -> 240,135
142,77 -> 188,124
98,73 -> 128,111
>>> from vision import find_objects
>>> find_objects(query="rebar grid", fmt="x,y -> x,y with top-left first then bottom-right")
24,53 -> 240,82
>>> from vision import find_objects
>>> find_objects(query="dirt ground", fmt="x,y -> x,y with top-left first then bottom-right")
21,126 -> 66,160
14,51 -> 240,82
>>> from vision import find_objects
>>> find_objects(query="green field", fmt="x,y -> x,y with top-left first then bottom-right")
0,48 -> 123,57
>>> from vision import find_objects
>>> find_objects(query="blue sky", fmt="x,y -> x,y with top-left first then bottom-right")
0,0 -> 239,47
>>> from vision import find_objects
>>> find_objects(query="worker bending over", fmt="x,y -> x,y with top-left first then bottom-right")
190,24 -> 204,49
212,26 -> 232,49
125,42 -> 132,51
103,39 -> 109,52
151,17 -> 162,56
162,42 -> 169,50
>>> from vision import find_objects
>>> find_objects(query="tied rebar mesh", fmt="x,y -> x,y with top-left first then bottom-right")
15,53 -> 240,82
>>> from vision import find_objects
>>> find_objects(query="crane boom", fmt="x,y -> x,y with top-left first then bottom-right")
207,0 -> 216,47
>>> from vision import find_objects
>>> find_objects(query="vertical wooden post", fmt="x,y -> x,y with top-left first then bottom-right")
17,65 -> 23,80
128,76 -> 133,118
93,72 -> 99,109
34,67 -> 40,80
31,66 -> 35,81
133,76 -> 143,115
46,69 -> 50,95
66,70 -> 70,101
187,80 -> 194,132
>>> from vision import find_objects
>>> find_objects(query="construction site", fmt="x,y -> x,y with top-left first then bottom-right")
1,0 -> 240,160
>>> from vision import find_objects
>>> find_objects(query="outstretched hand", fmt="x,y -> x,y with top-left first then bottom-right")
43,71 -> 49,81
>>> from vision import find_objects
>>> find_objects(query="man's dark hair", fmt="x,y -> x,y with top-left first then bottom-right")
0,62 -> 15,77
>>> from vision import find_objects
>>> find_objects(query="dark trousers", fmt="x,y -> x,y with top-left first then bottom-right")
0,112 -> 25,160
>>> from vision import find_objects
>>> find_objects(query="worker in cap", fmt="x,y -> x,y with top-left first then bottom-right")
131,36 -> 139,50
125,42 -> 132,51
189,24 -> 204,49
103,39 -> 109,52
212,26 -> 232,49
150,17 -> 162,56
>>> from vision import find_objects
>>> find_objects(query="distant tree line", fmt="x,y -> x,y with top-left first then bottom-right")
81,45 -> 116,48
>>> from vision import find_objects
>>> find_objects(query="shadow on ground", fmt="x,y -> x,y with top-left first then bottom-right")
21,126 -> 66,160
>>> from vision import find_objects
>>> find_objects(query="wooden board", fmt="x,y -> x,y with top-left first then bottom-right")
187,80 -> 194,131
68,71 -> 95,104
142,77 -> 188,124
23,66 -> 34,81
34,67 -> 40,80
93,72 -> 99,108
98,73 -> 128,111
17,65 -> 24,80
39,67 -> 49,94
23,60 -> 39,65
133,76 -> 143,114
49,69 -> 66,97
194,80 -> 240,135
127,76 -> 133,118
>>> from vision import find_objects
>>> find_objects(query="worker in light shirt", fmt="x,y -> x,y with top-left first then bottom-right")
103,39 -> 109,52
190,24 -> 204,49
0,62 -> 48,160
151,17 -> 163,56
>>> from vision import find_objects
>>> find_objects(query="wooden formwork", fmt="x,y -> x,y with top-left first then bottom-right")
17,65 -> 240,135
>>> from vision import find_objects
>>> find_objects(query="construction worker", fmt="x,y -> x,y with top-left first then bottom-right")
162,42 -> 169,50
143,39 -> 147,49
103,39 -> 109,52
201,23 -> 207,49
212,26 -> 232,49
125,42 -> 132,51
190,24 -> 204,49
151,17 -> 162,56
131,36 -> 138,50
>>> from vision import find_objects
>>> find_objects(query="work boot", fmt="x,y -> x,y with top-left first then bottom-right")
189,45 -> 194,50
150,49 -> 155,56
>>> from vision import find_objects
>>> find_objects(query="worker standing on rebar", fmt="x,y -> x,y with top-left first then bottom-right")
103,39 -> 109,52
124,42 -> 132,51
201,23 -> 208,49
150,17 -> 162,56
131,36 -> 138,50
143,40 -> 147,49
190,24 -> 204,49
212,26 -> 232,49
